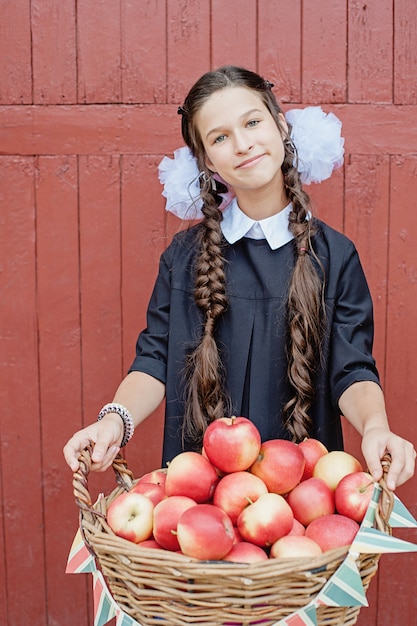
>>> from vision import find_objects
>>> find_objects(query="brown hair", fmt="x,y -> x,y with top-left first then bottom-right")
179,65 -> 325,445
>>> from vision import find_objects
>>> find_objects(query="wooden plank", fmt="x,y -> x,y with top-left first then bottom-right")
35,155 -> 89,625
348,0 -> 393,103
377,155 -> 417,625
302,0 -> 347,103
121,0 -> 167,103
0,104 -> 180,156
211,0 -> 257,69
3,104 -> 417,156
307,166 -> 344,232
0,157 -> 47,624
166,0 -> 210,103
344,154 -> 390,383
0,0 -> 32,103
120,154 -> 168,477
258,0 -> 302,103
31,0 -> 77,104
77,0 -> 121,103
394,0 -> 417,104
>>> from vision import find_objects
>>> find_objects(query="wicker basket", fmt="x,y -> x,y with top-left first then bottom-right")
73,448 -> 393,626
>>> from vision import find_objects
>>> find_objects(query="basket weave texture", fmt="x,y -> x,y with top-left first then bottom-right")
73,448 -> 390,626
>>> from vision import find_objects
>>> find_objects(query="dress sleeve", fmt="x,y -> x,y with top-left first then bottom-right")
329,241 -> 381,407
128,249 -> 172,384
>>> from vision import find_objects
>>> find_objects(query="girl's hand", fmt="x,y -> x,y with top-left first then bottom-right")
361,427 -> 416,490
63,414 -> 123,473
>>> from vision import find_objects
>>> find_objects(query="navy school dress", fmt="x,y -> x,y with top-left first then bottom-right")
129,219 -> 380,468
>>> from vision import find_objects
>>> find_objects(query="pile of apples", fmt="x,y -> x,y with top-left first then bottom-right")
106,417 -> 375,563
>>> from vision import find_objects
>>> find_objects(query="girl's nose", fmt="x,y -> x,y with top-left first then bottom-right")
234,131 -> 253,154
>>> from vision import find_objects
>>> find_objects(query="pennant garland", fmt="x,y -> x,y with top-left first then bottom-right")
66,485 -> 417,626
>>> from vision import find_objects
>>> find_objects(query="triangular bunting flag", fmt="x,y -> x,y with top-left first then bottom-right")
271,603 -> 317,625
315,554 -> 367,608
65,528 -> 97,574
93,571 -> 118,626
389,495 -> 417,528
116,611 -> 142,626
351,527 -> 417,554
360,484 -> 380,529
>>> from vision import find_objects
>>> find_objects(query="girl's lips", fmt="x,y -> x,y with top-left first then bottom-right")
236,154 -> 265,169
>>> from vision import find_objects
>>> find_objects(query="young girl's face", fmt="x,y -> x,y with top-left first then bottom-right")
195,86 -> 287,201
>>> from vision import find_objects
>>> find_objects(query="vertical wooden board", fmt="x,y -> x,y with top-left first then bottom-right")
0,431 -> 6,625
35,155 -> 89,625
348,0 -> 393,103
120,154 -> 168,476
302,0 -> 347,103
394,0 -> 417,104
31,0 -> 77,104
307,168 -> 344,232
211,0 -> 257,69
258,0 -> 302,103
166,0 -> 211,103
79,155 -> 123,416
344,154 -> 390,383
77,0 -> 121,103
0,157 -> 47,624
378,155 -> 417,625
0,0 -> 32,103
121,0 -> 167,103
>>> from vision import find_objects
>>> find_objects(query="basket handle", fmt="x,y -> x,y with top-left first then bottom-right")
73,445 -> 135,514
374,453 -> 394,535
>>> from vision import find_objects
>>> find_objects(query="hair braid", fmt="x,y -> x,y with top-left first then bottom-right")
182,175 -> 229,445
282,141 -> 326,441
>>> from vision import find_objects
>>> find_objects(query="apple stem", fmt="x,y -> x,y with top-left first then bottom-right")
231,415 -> 236,425
245,497 -> 254,505
360,481 -> 374,493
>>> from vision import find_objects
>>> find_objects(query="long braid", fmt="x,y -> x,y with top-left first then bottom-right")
182,174 -> 229,445
282,139 -> 326,440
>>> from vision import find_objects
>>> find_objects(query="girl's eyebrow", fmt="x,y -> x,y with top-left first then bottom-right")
205,108 -> 263,141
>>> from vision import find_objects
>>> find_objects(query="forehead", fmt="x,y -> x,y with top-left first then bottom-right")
195,86 -> 268,135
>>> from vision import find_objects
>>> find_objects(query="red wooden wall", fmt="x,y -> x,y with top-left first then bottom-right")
1,1 -> 416,625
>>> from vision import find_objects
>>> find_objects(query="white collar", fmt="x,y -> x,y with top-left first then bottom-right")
221,198 -> 294,250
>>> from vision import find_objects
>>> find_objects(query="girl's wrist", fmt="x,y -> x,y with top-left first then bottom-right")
97,402 -> 135,447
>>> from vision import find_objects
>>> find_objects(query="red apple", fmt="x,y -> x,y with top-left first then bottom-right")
288,518 -> 306,536
203,416 -> 261,473
136,468 -> 167,490
270,535 -> 323,558
106,492 -> 154,543
299,438 -> 329,481
305,514 -> 359,552
176,504 -> 235,560
250,439 -> 305,494
237,492 -> 294,548
313,451 -> 363,491
165,451 -> 219,502
153,495 -> 197,551
287,477 -> 335,526
213,471 -> 268,525
130,481 -> 166,506
335,471 -> 375,522
223,542 -> 268,563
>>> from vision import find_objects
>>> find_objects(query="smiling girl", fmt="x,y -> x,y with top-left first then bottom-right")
64,66 -> 415,490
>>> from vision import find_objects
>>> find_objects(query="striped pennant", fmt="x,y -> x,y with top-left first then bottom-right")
93,571 -> 118,626
65,528 -> 96,574
271,603 -> 317,625
315,554 -> 367,608
390,494 -> 417,528
351,526 -> 417,554
116,611 -> 143,626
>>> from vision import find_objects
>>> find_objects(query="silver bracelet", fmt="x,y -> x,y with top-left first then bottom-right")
97,402 -> 134,447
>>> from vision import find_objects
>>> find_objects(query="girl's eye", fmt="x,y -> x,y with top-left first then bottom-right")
247,119 -> 260,128
214,134 -> 227,144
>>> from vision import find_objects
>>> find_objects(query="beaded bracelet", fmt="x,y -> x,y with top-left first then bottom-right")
97,402 -> 134,447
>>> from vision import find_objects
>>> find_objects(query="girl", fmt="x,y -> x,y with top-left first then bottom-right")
64,66 -> 415,490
